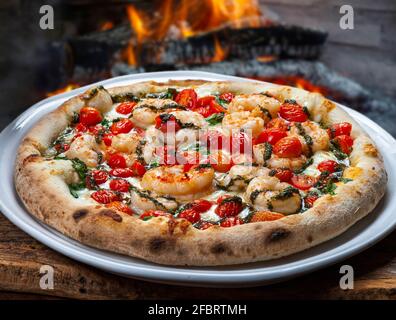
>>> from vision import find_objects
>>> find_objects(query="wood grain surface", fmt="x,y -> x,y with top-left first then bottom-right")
0,213 -> 394,300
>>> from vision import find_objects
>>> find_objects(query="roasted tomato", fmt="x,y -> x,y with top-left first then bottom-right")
318,160 -> 338,173
254,128 -> 287,145
91,190 -> 119,204
216,195 -> 232,205
115,101 -> 137,115
304,194 -> 319,208
110,118 -> 134,135
131,161 -> 146,176
190,199 -> 213,212
328,122 -> 352,138
250,211 -> 285,222
291,174 -> 317,190
219,92 -> 235,103
193,96 -> 225,118
102,133 -> 113,146
273,136 -> 303,158
178,208 -> 201,224
272,168 -> 293,182
139,210 -> 170,220
108,153 -> 127,168
91,170 -> 109,184
79,107 -> 102,127
154,114 -> 181,133
266,118 -> 289,131
279,101 -> 308,122
110,168 -> 134,178
332,135 -> 354,154
109,179 -> 130,192
215,196 -> 243,217
174,89 -> 197,109
209,151 -> 234,173
220,217 -> 244,227
75,123 -> 88,133
106,201 -> 134,215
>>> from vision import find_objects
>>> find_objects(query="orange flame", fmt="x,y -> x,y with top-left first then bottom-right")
99,21 -> 114,31
212,37 -> 227,62
46,84 -> 80,97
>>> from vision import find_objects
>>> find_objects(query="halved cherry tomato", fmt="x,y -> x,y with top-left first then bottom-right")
279,102 -> 308,122
91,190 -> 119,204
106,201 -> 134,215
110,168 -> 134,178
318,160 -> 338,173
215,196 -> 243,217
304,194 -> 318,208
102,133 -> 113,146
328,122 -> 352,138
139,210 -> 170,220
266,118 -> 289,131
79,107 -> 102,126
273,137 -> 303,158
291,174 -> 317,190
154,114 -> 181,133
174,89 -> 197,109
110,118 -> 134,135
108,153 -> 127,168
272,168 -> 293,182
178,208 -> 201,224
75,123 -> 88,132
333,135 -> 354,154
254,128 -> 287,145
91,170 -> 108,184
219,92 -> 234,103
131,161 -> 146,176
116,101 -> 137,115
250,211 -> 285,222
220,217 -> 244,227
216,195 -> 232,205
191,199 -> 212,213
209,151 -> 233,173
194,96 -> 225,118
109,179 -> 130,192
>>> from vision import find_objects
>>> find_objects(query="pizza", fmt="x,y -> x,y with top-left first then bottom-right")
15,79 -> 387,266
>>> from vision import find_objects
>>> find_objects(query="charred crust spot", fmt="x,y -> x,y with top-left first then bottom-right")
149,237 -> 167,253
73,209 -> 88,222
101,209 -> 122,222
267,228 -> 290,243
307,235 -> 313,243
210,242 -> 233,256
364,144 -> 378,157
23,154 -> 40,165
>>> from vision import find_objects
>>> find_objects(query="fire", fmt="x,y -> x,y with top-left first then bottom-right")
212,37 -> 227,62
124,0 -> 262,65
99,21 -> 114,31
46,84 -> 80,97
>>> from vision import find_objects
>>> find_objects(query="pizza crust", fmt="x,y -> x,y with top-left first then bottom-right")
15,80 -> 387,266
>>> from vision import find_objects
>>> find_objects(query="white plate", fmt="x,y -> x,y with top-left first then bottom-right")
1,71 -> 395,288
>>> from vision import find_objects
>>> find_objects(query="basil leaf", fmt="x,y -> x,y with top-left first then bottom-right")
68,182 -> 85,198
71,158 -> 88,180
205,112 -> 224,125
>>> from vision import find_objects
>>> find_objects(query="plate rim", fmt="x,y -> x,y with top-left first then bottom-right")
1,70 -> 395,287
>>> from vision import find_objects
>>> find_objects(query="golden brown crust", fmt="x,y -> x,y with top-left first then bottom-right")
15,80 -> 388,266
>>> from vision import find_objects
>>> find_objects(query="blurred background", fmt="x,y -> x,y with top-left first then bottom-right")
1,0 -> 395,134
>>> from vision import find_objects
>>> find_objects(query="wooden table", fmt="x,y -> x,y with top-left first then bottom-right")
0,213 -> 394,300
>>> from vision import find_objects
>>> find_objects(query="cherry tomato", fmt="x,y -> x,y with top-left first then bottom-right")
215,197 -> 243,217
102,133 -> 113,146
63,143 -> 70,151
272,168 -> 293,182
255,128 -> 287,145
250,211 -> 285,222
109,179 -> 130,192
91,190 -> 119,204
219,92 -> 234,103
216,195 -> 232,205
106,201 -> 134,215
304,194 -> 318,208
291,174 -> 317,190
75,123 -> 88,132
116,101 -> 137,115
154,114 -> 181,133
266,118 -> 289,131
108,153 -> 127,168
209,151 -> 233,173
194,96 -> 225,118
79,107 -> 102,127
110,168 -> 134,178
333,135 -> 354,154
178,208 -> 201,224
220,217 -> 244,227
139,210 -> 170,220
174,89 -> 197,109
131,161 -> 146,176
279,102 -> 308,122
329,122 -> 352,138
91,170 -> 109,184
110,118 -> 134,135
273,137 -> 303,158
191,199 -> 213,213
318,160 -> 338,173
